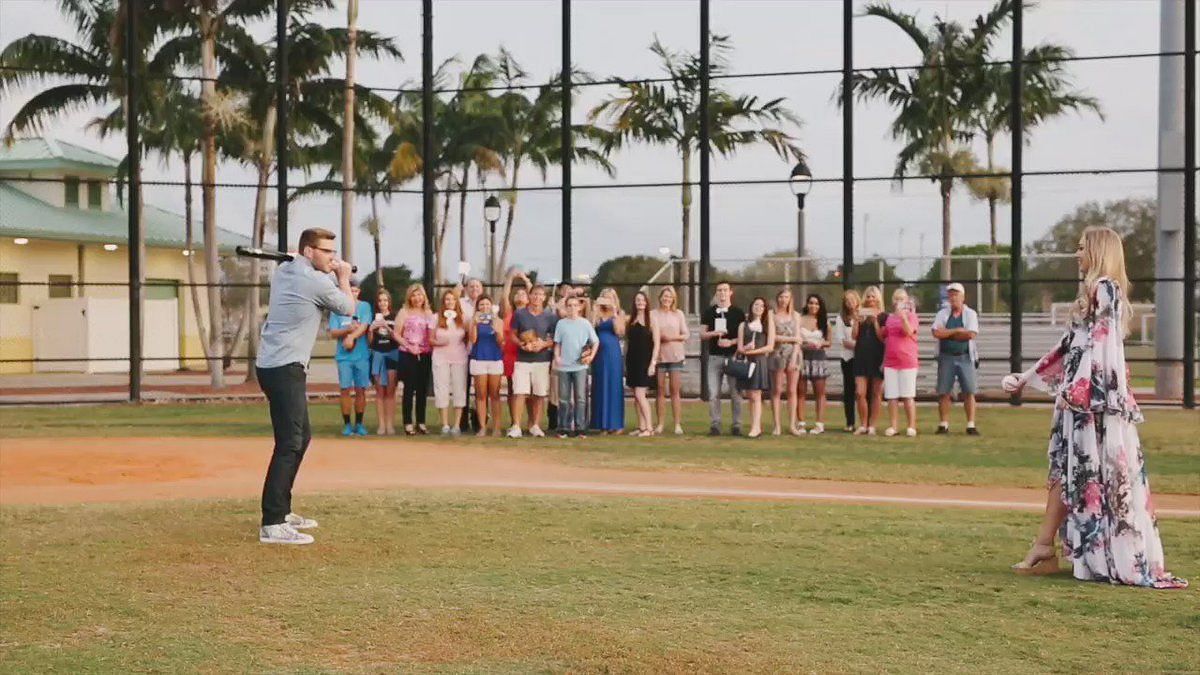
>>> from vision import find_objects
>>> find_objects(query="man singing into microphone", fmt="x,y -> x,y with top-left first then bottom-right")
256,227 -> 356,545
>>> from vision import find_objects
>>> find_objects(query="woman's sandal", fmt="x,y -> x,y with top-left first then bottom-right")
1012,541 -> 1060,576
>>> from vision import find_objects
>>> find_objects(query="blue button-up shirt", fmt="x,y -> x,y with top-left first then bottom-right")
256,256 -> 357,369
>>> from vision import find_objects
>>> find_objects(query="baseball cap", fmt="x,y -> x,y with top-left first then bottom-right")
946,282 -> 965,294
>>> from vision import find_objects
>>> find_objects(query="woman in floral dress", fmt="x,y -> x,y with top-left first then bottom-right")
1004,226 -> 1186,588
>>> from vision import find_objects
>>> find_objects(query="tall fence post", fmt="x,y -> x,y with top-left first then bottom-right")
842,0 -> 854,290
1008,0 -> 1024,405
698,0 -> 711,401
421,0 -> 435,293
562,0 -> 572,282
1183,0 -> 1196,409
276,0 -> 289,252
125,0 -> 142,402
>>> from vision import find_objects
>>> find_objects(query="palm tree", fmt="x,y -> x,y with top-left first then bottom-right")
844,2 -> 1017,281
387,55 -> 505,286
489,49 -> 613,283
340,0 -> 359,262
964,37 -> 1102,310
589,35 -> 803,310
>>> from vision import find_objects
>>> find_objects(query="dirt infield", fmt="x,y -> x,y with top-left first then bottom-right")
2,436 -> 1197,516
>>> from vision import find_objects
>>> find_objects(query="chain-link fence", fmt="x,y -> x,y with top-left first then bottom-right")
0,0 -> 1194,406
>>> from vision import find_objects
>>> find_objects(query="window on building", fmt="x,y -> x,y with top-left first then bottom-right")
0,272 -> 17,304
87,181 -> 102,209
146,278 -> 179,301
64,177 -> 80,207
48,274 -> 74,298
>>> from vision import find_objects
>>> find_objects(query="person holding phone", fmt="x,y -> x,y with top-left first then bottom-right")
625,291 -> 656,437
328,281 -> 372,437
879,287 -> 920,437
396,283 -> 434,435
797,293 -> 831,435
736,297 -> 775,439
590,288 -> 626,434
431,290 -> 469,435
368,288 -> 400,435
852,286 -> 886,435
652,286 -> 690,435
700,281 -> 744,436
468,295 -> 505,436
501,269 -> 533,428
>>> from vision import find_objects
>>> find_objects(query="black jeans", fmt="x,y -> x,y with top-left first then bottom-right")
840,358 -> 856,429
258,363 -> 311,526
399,352 -> 431,426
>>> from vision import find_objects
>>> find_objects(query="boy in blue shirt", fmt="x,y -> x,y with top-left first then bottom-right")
329,282 -> 373,436
553,296 -> 599,438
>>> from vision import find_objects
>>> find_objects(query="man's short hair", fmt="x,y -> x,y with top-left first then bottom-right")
298,227 -> 337,254
715,280 -> 733,290
530,284 -> 548,296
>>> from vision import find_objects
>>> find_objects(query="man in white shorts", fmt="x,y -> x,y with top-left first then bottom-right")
509,285 -> 558,437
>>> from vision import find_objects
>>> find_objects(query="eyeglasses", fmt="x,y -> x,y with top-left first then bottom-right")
314,246 -> 337,255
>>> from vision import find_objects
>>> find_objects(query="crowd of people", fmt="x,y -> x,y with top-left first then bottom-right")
264,226 -> 1187,590
328,273 -> 985,440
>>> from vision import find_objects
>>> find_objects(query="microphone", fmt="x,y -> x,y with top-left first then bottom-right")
235,246 -> 357,273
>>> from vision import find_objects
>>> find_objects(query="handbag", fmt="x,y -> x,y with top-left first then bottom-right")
722,355 -> 756,382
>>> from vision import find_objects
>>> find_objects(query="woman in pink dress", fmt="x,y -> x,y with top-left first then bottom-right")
1005,226 -> 1186,588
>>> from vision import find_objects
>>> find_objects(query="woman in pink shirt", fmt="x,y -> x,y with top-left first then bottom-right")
431,290 -> 470,435
876,287 -> 920,437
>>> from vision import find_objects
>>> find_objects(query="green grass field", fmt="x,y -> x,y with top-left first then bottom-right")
2,401 -> 1196,494
2,402 -> 1196,671
2,493 -> 1197,672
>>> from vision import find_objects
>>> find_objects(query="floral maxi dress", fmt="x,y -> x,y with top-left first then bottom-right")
1027,278 -> 1186,589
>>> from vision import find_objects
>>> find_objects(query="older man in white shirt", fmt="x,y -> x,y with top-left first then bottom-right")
931,282 -> 980,435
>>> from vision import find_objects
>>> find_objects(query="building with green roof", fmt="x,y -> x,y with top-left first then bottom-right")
0,138 -> 251,374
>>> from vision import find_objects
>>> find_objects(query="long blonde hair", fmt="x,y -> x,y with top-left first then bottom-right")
841,290 -> 861,324
862,286 -> 883,310
1075,226 -> 1132,336
403,283 -> 428,311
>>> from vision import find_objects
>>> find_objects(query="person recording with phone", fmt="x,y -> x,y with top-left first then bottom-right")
468,295 -> 505,436
878,287 -> 920,437
255,227 -> 356,545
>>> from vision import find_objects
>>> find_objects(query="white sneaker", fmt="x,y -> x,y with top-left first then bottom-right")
811,423 -> 825,435
674,424 -> 684,436
866,426 -> 877,436
884,427 -> 898,437
507,425 -> 523,438
529,425 -> 546,438
441,425 -> 451,435
906,427 -> 918,437
285,512 -> 318,530
259,522 -> 314,545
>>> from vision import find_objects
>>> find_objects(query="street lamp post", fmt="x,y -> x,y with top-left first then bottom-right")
483,194 -> 501,285
789,159 -> 813,299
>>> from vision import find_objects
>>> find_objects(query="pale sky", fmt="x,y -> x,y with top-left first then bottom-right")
0,0 -> 1189,281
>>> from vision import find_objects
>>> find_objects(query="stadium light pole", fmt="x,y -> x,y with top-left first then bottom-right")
421,0 -> 434,293
1009,0 -> 1024,406
790,159 -> 813,300
125,0 -> 142,402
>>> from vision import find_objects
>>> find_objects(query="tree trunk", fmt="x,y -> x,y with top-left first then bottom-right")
457,163 -> 469,281
199,10 -> 223,388
245,106 -> 277,385
680,147 -> 693,313
183,153 -> 212,367
372,194 -> 382,286
340,0 -> 358,262
986,133 -> 1000,313
940,178 -> 953,282
497,157 -> 522,278
434,180 -> 452,287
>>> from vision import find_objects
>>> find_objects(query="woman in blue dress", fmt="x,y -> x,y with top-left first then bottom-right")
590,288 -> 627,434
